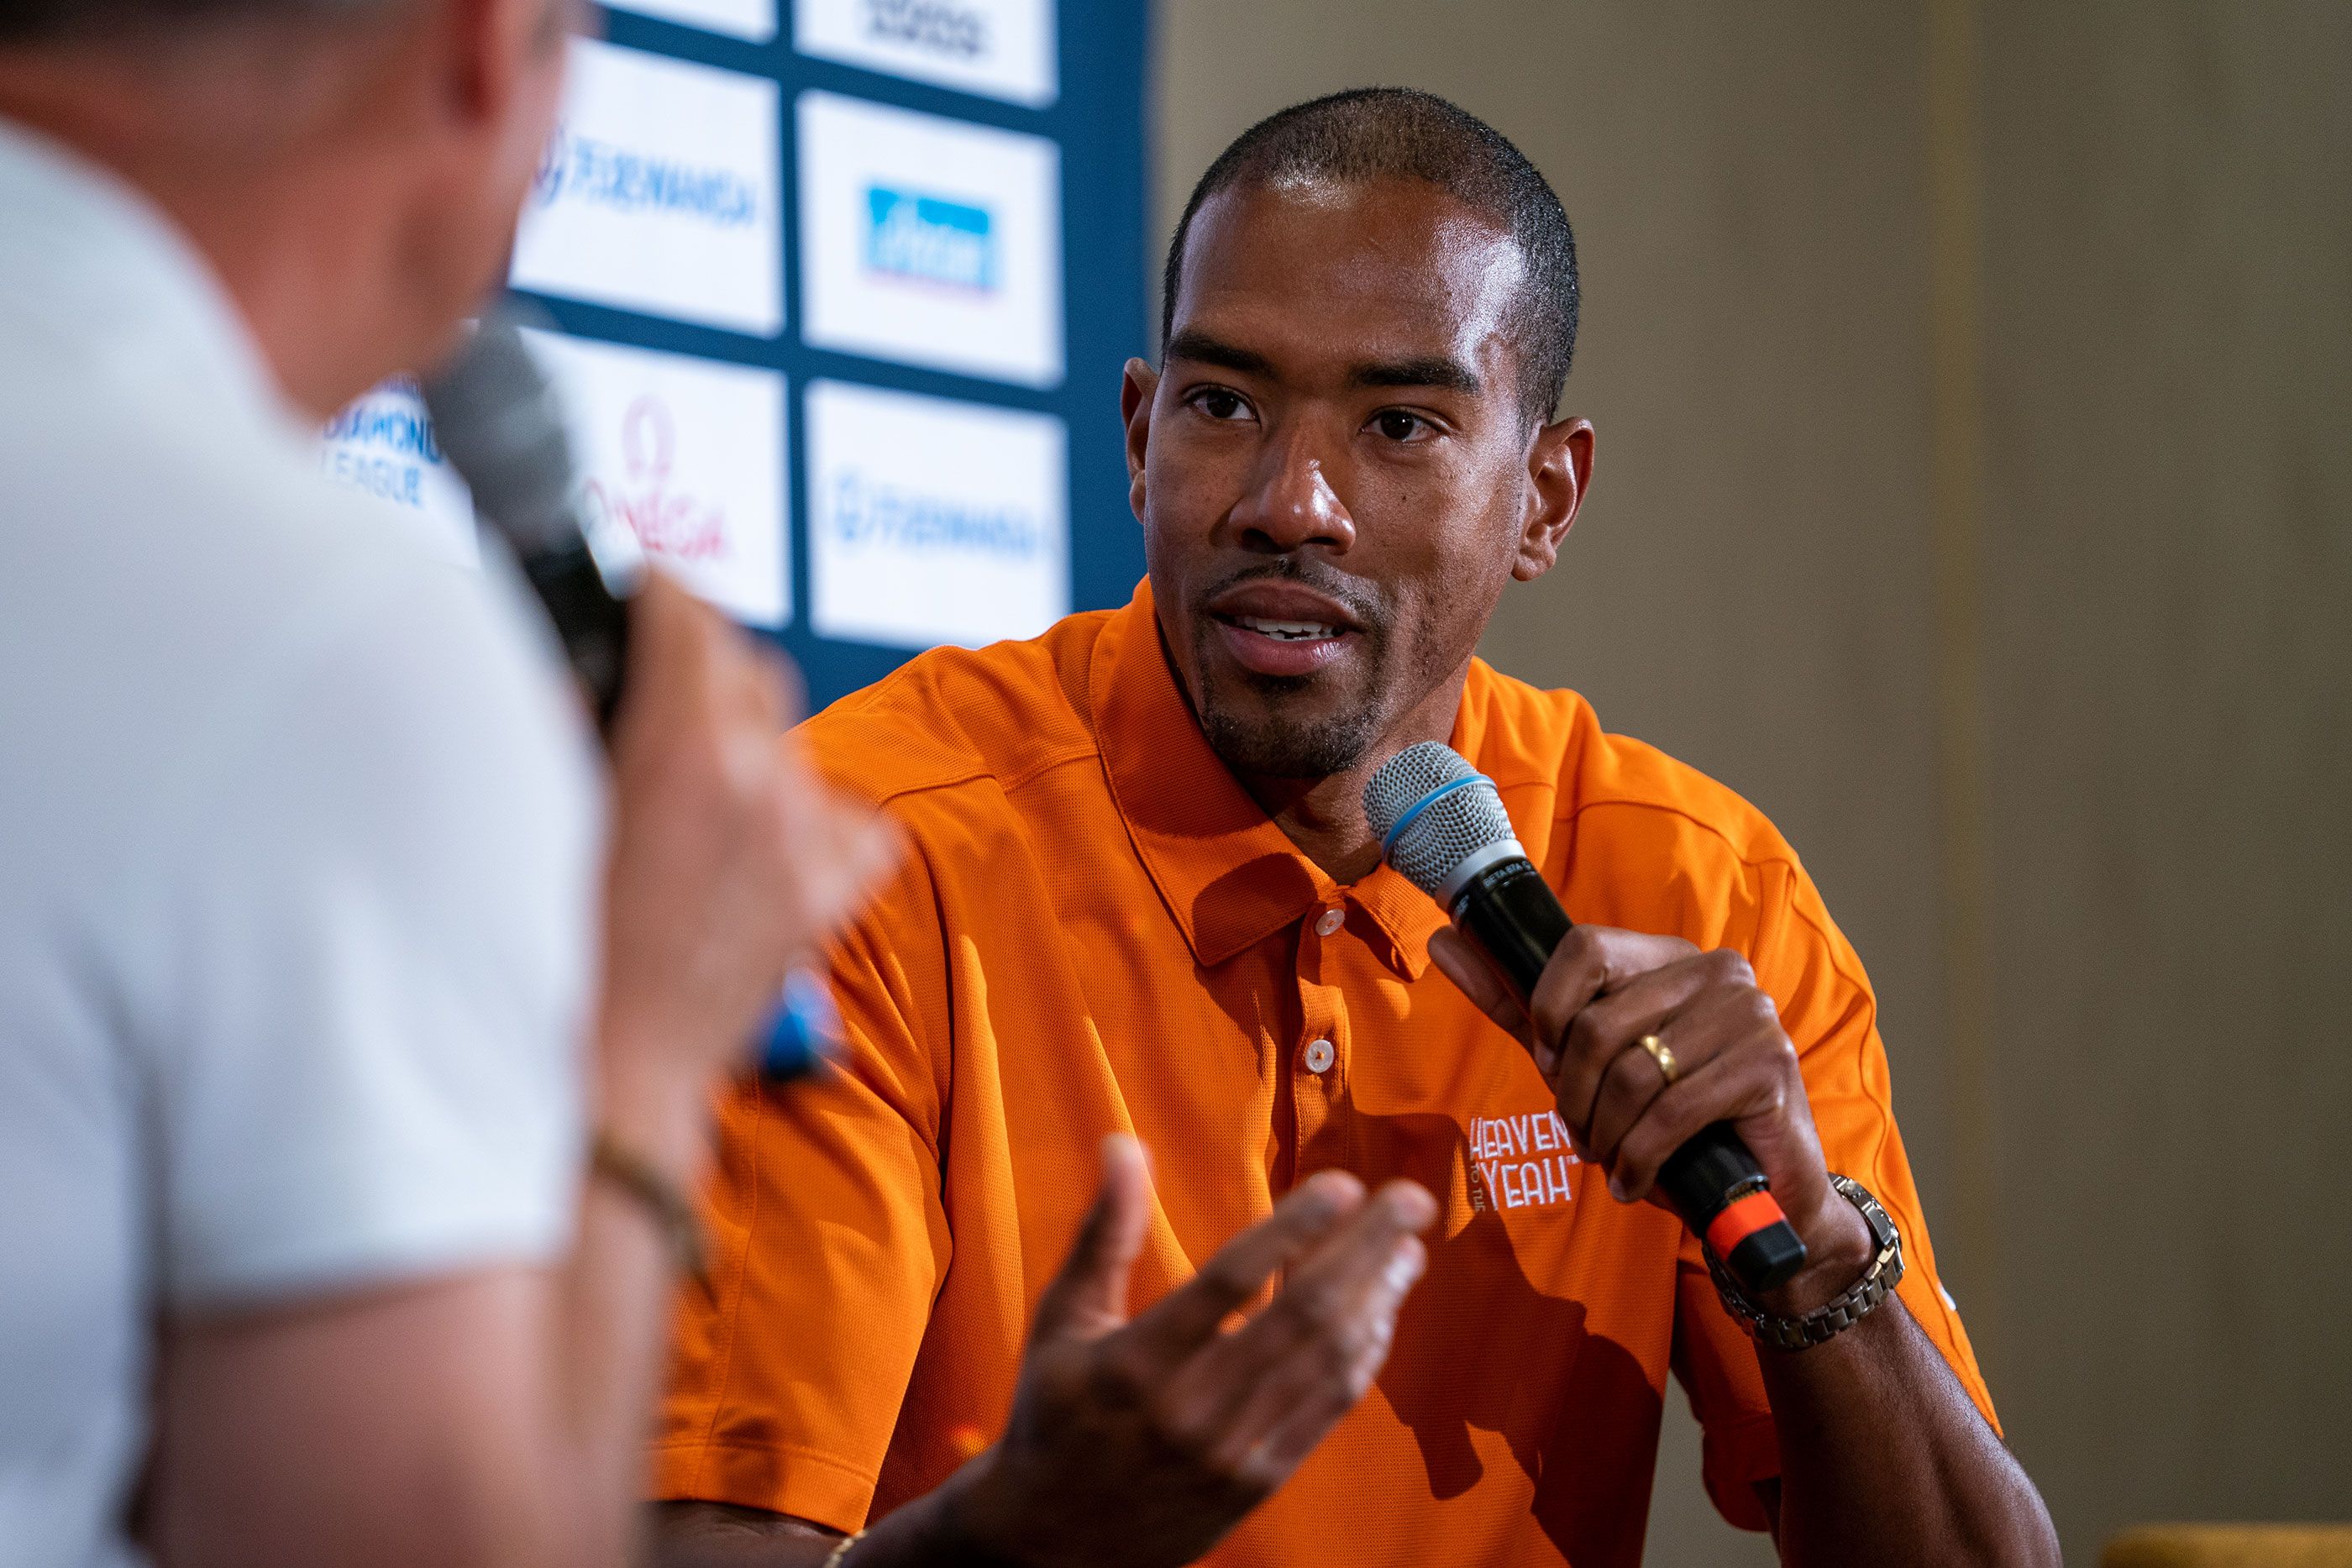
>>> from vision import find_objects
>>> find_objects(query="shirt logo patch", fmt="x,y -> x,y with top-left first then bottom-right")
1467,1111 -> 1581,1213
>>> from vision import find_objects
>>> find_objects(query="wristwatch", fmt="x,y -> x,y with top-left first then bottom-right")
1704,1172 -> 1903,1352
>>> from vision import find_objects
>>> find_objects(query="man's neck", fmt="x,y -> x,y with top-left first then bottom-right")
1231,665 -> 1473,887
0,41 -> 423,419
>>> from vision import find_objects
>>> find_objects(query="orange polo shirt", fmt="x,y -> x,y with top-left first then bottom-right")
655,580 -> 1996,1566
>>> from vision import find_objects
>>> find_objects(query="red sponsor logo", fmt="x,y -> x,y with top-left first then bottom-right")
587,395 -> 728,563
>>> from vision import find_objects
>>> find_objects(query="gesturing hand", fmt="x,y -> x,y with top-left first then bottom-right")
1426,923 -> 1872,1317
948,1137 -> 1437,1568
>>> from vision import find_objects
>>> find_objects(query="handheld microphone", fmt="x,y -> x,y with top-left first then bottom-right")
1365,742 -> 1809,1293
422,308 -> 827,1083
423,309 -> 636,732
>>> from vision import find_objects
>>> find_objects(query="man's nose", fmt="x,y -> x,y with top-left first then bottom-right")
1227,427 -> 1356,555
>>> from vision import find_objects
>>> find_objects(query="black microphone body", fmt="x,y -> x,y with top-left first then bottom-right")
422,308 -> 825,1081
1368,745 -> 1810,1295
515,539 -> 631,732
421,308 -> 633,732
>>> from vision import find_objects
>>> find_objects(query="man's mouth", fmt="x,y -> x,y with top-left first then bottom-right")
1231,616 -> 1341,642
1198,577 -> 1373,680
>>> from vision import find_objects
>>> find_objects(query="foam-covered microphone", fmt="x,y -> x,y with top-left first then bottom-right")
422,309 -> 827,1083
1365,741 -> 1809,1293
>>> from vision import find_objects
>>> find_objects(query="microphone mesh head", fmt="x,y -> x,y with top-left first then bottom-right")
420,312 -> 580,557
1362,742 -> 1515,897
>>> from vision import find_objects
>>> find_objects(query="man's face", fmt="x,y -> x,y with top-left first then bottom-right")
1131,177 -> 1570,780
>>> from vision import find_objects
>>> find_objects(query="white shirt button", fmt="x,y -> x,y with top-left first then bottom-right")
1304,1038 -> 1336,1073
1314,908 -> 1344,938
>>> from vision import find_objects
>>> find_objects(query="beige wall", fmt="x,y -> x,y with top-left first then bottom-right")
1152,3 -> 2351,1562
1977,0 -> 2352,1546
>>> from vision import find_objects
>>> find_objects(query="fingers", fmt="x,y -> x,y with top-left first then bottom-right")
1524,925 -> 1699,1058
1574,976 -> 1765,1165
1030,1135 -> 1157,1346
1425,928 -> 1540,1063
769,763 -> 901,963
1608,999 -> 1802,1206
1187,1182 -> 1435,1481
1557,956 -> 1726,1156
1126,1170 -> 1368,1356
1436,921 -> 1695,1102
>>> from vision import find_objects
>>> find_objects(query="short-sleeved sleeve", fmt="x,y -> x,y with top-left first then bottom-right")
144,557 -> 601,1306
1671,857 -> 1998,1530
654,843 -> 953,1533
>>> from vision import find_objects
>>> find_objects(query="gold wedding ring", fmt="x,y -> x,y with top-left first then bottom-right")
1638,1034 -> 1679,1084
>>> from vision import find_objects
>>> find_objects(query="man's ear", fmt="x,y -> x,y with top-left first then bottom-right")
1513,417 -> 1594,582
437,0 -> 558,130
1121,358 -> 1158,523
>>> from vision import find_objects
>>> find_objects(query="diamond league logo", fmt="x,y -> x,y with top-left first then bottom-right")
533,120 -> 759,228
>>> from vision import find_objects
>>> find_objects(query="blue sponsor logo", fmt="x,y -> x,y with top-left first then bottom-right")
533,123 -> 757,228
864,185 -> 995,291
831,471 -> 1040,560
321,379 -> 444,510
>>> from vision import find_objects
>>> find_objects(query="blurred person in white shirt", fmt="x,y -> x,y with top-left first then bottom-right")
0,0 -> 889,1564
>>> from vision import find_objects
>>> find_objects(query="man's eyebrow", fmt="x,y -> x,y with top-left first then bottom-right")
1163,330 -> 1276,376
1349,355 -> 1483,396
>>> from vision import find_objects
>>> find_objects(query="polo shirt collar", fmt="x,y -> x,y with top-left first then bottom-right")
1089,580 -> 1455,978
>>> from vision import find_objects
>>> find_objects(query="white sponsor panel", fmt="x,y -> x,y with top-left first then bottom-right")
512,41 -> 782,336
793,0 -> 1056,108
797,92 -> 1062,387
525,331 -> 790,629
318,378 -> 479,565
806,379 -> 1065,649
611,0 -> 775,43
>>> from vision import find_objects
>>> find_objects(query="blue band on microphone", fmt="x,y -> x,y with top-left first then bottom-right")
755,968 -> 839,1082
1379,774 -> 1490,857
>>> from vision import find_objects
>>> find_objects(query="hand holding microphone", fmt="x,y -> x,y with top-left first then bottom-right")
1368,744 -> 1875,1312
424,310 -> 891,1090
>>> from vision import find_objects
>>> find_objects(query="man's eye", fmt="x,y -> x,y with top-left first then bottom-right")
1192,389 -> 1252,422
1373,410 -> 1430,442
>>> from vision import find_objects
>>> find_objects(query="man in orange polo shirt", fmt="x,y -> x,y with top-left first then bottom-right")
654,89 -> 2057,1567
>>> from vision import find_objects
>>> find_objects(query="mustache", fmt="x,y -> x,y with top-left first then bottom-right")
1196,559 -> 1388,634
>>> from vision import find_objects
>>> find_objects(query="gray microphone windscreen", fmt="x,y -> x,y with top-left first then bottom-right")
1363,742 -> 1516,898
420,313 -> 581,559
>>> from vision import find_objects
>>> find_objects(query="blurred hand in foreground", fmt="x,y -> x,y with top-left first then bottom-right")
596,574 -> 896,1113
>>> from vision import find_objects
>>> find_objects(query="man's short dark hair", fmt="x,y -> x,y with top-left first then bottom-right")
0,0 -> 376,43
1162,87 -> 1580,426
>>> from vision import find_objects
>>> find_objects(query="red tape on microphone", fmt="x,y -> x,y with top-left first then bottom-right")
1704,1189 -> 1790,1259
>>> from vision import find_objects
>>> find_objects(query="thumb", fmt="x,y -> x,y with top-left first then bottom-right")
1029,1134 -> 1152,1346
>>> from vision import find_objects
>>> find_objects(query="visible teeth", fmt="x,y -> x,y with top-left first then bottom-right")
1238,617 -> 1336,641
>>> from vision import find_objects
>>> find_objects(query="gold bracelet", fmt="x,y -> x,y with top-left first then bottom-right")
821,1529 -> 865,1568
588,1130 -> 707,1285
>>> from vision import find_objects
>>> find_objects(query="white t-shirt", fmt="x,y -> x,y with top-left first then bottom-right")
0,121 -> 601,1567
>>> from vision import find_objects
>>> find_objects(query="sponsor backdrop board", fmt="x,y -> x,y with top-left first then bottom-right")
524,329 -> 791,630
612,0 -> 777,45
806,378 -> 1066,649
317,378 -> 480,567
322,0 -> 1145,709
795,0 -> 1056,108
797,92 -> 1063,388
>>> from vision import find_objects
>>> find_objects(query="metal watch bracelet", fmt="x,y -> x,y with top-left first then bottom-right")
1704,1172 -> 1903,1352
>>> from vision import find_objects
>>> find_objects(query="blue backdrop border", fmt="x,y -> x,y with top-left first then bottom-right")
516,0 -> 1150,709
